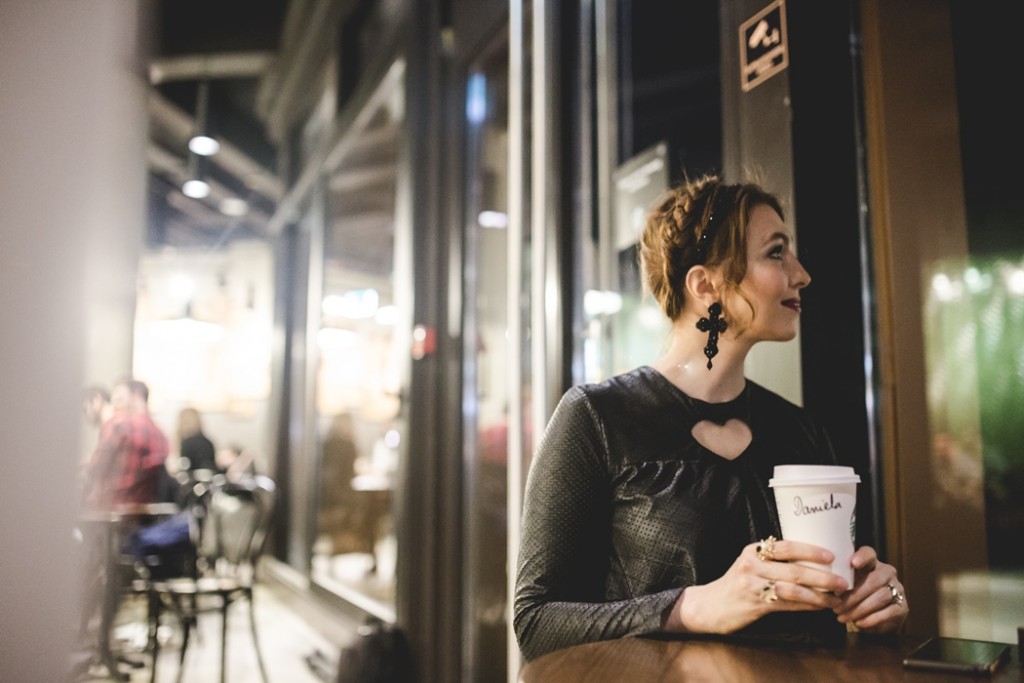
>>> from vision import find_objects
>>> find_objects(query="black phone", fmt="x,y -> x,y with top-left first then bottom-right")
902,636 -> 1011,675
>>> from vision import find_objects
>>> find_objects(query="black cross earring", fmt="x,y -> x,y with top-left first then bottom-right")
696,302 -> 727,370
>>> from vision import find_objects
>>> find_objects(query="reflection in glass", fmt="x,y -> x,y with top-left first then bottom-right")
310,68 -> 405,615
925,255 -> 1024,643
584,2 -> 721,384
464,45 -> 510,683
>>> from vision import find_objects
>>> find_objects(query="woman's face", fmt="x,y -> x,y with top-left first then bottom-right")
729,203 -> 811,342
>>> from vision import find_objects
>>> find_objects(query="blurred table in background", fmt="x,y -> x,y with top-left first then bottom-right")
77,502 -> 180,680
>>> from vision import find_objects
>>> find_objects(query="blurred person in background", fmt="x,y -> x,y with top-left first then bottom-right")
76,379 -> 172,676
176,406 -> 218,476
81,385 -> 112,430
318,413 -> 376,558
81,378 -> 169,510
80,385 -> 112,468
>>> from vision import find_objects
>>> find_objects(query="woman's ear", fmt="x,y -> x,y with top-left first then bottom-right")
685,266 -> 719,308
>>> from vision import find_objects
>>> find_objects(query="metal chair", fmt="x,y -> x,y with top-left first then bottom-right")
146,474 -> 277,683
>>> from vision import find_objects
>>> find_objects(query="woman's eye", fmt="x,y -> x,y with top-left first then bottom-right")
768,245 -> 785,259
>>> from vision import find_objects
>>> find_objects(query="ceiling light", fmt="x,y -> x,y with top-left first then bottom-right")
189,134 -> 220,156
182,142 -> 210,199
188,79 -> 219,156
219,197 -> 248,216
182,178 -> 210,199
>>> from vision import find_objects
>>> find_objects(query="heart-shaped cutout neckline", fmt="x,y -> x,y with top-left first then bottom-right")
691,419 -> 752,461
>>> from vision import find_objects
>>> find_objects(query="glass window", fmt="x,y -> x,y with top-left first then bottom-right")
615,0 -> 721,171
929,3 -> 1024,642
585,1 -> 722,384
463,40 -> 511,683
310,66 -> 406,617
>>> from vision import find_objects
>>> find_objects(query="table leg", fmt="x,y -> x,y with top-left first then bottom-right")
97,522 -> 129,681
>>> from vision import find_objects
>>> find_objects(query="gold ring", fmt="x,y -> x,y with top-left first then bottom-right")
762,581 -> 778,603
756,536 -> 777,561
886,582 -> 905,607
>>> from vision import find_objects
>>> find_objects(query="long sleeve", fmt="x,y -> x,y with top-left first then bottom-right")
514,369 -> 847,661
513,387 -> 681,661
82,414 -> 169,508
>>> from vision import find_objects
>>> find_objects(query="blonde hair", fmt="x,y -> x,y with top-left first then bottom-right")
639,174 -> 783,329
177,407 -> 203,440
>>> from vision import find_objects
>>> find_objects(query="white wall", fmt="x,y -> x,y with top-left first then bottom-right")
134,240 -> 275,470
0,1 -> 148,680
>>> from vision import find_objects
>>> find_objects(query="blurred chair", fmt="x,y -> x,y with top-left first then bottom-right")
146,474 -> 277,683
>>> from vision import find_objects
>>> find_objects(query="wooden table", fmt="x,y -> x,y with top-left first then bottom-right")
519,633 -> 1021,682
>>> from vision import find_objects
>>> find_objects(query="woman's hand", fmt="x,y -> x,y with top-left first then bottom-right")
833,546 -> 908,633
665,537 -> 848,634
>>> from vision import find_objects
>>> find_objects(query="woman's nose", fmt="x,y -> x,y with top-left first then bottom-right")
793,258 -> 811,288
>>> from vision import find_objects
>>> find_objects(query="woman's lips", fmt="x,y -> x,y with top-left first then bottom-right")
782,299 -> 802,312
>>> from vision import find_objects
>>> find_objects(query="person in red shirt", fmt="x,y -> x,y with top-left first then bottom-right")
82,379 -> 169,510
76,379 -> 172,676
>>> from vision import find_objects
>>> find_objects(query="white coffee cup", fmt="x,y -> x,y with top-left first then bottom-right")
769,465 -> 860,587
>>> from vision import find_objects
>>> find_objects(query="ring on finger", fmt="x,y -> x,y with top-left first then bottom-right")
886,582 -> 905,607
756,535 -> 777,561
761,581 -> 778,603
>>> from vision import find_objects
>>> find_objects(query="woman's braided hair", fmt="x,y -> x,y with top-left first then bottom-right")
638,174 -> 784,327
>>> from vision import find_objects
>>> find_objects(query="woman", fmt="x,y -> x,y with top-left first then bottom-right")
514,175 -> 909,661
177,406 -> 218,475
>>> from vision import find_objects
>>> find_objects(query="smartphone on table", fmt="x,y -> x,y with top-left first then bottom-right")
902,636 -> 1011,675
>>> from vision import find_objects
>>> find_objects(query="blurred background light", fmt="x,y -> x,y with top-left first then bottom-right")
477,210 -> 508,229
218,197 -> 248,216
188,134 -> 220,156
182,178 -> 210,199
466,72 -> 487,123
584,289 -> 623,316
322,288 -> 380,319
932,272 -> 962,302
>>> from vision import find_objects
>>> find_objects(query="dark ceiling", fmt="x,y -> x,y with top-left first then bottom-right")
145,0 -> 290,249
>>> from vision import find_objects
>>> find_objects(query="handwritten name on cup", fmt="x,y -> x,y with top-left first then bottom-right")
791,493 -> 843,516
